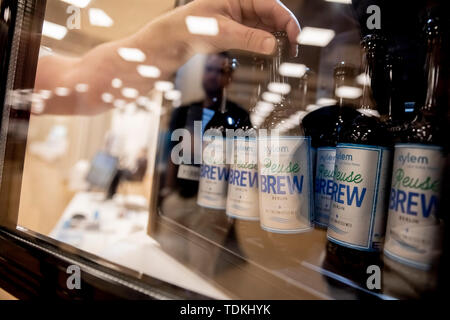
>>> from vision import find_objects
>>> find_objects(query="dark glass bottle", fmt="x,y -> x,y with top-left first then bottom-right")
384,13 -> 447,270
312,62 -> 360,228
380,54 -> 408,142
197,87 -> 248,210
326,34 -> 393,275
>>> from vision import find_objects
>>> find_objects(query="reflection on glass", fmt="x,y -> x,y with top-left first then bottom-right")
3,0 -> 445,300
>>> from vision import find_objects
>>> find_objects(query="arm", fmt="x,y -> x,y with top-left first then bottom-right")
34,0 -> 300,115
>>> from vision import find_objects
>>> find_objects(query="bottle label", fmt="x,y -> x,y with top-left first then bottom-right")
197,136 -> 230,209
314,147 -> 336,227
327,143 -> 392,251
258,136 -> 313,233
226,138 -> 259,220
384,144 -> 445,270
177,164 -> 200,181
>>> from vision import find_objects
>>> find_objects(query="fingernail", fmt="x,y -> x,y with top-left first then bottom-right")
291,44 -> 299,58
262,37 -> 276,54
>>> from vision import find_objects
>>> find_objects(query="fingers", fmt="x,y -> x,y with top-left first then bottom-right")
251,0 -> 301,42
222,20 -> 277,55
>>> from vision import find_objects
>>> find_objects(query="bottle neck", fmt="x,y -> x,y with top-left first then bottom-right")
298,75 -> 309,109
333,74 -> 346,108
250,58 -> 265,113
380,60 -> 394,122
219,88 -> 227,113
267,42 -> 290,120
360,50 -> 377,112
421,34 -> 442,116
268,48 -> 289,86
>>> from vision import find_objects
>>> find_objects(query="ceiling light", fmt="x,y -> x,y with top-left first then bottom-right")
356,73 -> 371,86
117,47 -> 146,62
154,81 -> 174,92
31,93 -> 43,104
61,0 -> 91,8
89,8 -> 113,27
42,21 -> 67,40
111,78 -> 122,88
75,83 -> 89,93
357,108 -> 380,117
165,90 -> 182,101
39,90 -> 52,100
262,91 -> 282,104
55,87 -> 70,96
126,102 -> 137,114
250,113 -> 264,126
279,63 -> 307,78
268,82 -> 291,95
137,96 -> 149,105
335,86 -> 363,99
185,16 -> 219,36
137,65 -> 161,78
288,111 -> 308,125
306,104 -> 323,112
316,98 -> 337,106
4,7 -> 10,22
101,93 -> 114,103
297,27 -> 335,47
31,97 -> 45,114
326,0 -> 352,4
113,99 -> 126,108
122,87 -> 139,99
255,101 -> 274,114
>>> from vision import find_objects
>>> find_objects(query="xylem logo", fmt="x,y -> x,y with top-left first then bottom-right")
266,146 -> 289,154
336,153 -> 353,161
319,153 -> 335,162
398,153 -> 428,165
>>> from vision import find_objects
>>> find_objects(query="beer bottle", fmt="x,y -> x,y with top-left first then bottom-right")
383,13 -> 447,270
313,62 -> 360,228
326,34 -> 393,270
258,31 -> 313,234
197,85 -> 246,209
226,57 -> 263,220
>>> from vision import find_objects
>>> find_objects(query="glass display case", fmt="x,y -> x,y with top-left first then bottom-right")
1,0 -> 448,300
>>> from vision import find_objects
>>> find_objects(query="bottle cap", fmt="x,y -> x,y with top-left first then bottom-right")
271,31 -> 288,38
334,61 -> 356,77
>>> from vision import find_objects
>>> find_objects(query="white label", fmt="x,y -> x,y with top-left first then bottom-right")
226,138 -> 259,220
197,136 -> 229,209
177,164 -> 200,181
314,147 -> 336,227
384,144 -> 445,270
257,136 -> 313,233
327,144 -> 392,251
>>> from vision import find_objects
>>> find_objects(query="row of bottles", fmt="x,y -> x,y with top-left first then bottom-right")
193,12 -> 447,274
314,14 -> 447,272
197,31 -> 313,234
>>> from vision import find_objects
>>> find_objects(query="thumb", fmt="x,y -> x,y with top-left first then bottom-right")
222,21 -> 276,55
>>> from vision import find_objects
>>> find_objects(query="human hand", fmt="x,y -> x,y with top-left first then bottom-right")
143,0 -> 301,58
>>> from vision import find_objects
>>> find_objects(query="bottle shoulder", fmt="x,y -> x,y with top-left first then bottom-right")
338,113 -> 393,147
398,114 -> 443,146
